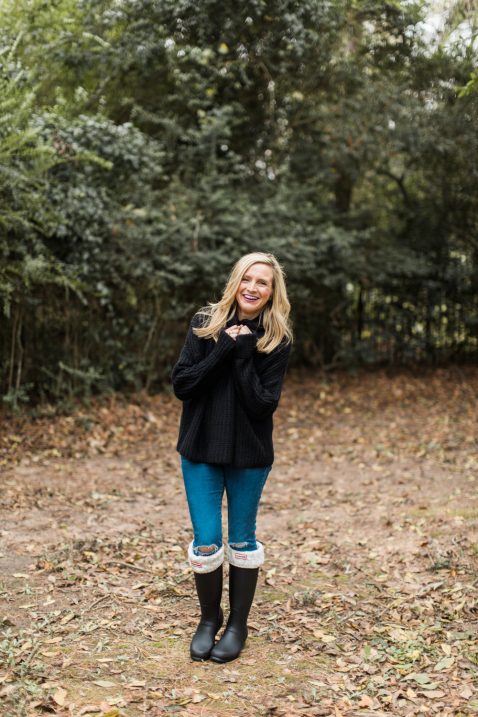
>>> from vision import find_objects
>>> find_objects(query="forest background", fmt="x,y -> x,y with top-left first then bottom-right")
0,0 -> 477,410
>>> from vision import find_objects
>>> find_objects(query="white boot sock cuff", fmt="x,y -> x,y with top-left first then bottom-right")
188,542 -> 224,573
227,541 -> 264,569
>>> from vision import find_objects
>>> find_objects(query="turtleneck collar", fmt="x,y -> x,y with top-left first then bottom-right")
227,309 -> 264,332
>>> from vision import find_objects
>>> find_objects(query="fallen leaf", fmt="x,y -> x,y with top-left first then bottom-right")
357,694 -> 374,708
60,612 -> 76,625
79,706 -> 101,715
192,693 -> 207,703
53,687 -> 68,706
403,672 -> 431,684
313,630 -> 336,643
0,686 -> 16,697
434,656 -> 454,671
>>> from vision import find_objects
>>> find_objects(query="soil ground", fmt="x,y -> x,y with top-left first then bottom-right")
1,368 -> 477,717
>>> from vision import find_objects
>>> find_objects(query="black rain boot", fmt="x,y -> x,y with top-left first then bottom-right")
210,565 -> 258,663
190,565 -> 224,661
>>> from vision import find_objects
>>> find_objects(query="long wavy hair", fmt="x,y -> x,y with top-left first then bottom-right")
194,252 -> 293,353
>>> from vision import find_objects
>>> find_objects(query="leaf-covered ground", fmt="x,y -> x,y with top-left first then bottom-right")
1,367 -> 477,717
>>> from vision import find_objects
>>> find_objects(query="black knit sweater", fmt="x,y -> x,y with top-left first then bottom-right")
171,311 -> 291,468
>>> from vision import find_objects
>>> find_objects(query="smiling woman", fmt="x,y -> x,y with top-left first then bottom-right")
171,252 -> 293,663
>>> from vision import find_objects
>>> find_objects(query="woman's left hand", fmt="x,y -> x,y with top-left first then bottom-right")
237,325 -> 252,335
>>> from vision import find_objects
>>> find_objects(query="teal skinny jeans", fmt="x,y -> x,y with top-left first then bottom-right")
181,456 -> 271,557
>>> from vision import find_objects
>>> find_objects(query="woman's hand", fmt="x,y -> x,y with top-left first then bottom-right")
225,324 -> 252,340
225,325 -> 241,340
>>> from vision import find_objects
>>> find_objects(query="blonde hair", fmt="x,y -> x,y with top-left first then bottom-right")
194,252 -> 293,353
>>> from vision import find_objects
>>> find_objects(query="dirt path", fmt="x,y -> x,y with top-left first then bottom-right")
1,369 -> 477,717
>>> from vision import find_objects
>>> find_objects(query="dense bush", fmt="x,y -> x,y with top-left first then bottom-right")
1,0 -> 477,407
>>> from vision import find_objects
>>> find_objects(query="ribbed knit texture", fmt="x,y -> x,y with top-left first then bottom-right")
171,312 -> 291,468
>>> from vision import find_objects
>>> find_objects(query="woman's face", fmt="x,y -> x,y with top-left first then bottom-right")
235,262 -> 274,320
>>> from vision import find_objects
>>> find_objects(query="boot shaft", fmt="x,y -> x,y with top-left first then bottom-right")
228,565 -> 259,616
194,565 -> 223,618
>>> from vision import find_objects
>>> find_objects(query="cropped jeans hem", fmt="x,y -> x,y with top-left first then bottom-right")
227,541 -> 264,569
188,541 -> 224,573
187,541 -> 265,573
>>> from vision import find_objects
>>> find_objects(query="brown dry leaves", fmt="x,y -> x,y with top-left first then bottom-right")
0,367 -> 477,717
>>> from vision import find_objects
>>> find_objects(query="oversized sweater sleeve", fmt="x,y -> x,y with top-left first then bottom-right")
232,337 -> 291,419
171,314 -> 235,400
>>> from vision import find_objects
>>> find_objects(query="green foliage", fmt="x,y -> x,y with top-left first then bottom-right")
0,63 -> 54,314
0,0 -> 477,406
